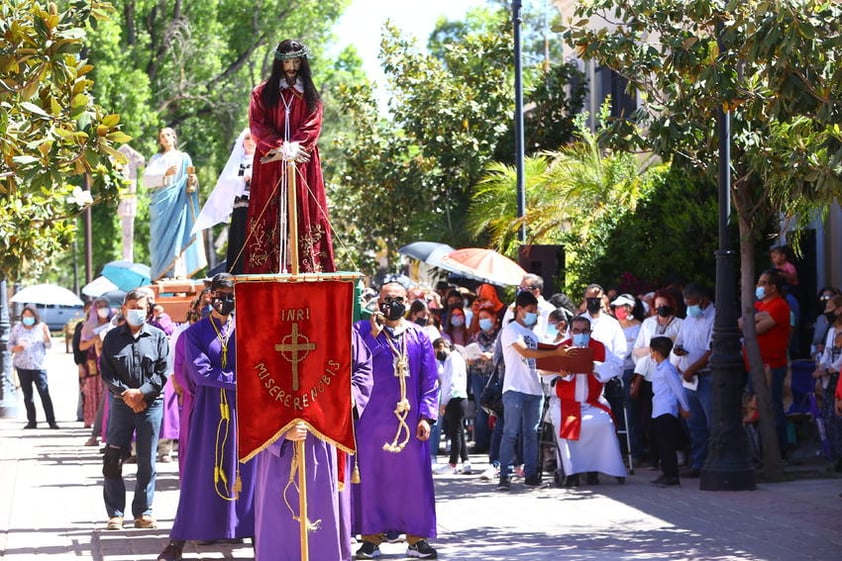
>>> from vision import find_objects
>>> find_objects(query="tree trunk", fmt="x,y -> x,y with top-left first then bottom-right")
738,208 -> 786,481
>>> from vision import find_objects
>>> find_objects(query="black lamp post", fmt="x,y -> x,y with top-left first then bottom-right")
513,0 -> 526,244
700,22 -> 755,491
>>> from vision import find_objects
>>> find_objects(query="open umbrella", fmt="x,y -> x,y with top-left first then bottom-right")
100,261 -> 151,292
82,275 -> 119,298
10,284 -> 84,307
398,241 -> 455,267
438,248 -> 527,287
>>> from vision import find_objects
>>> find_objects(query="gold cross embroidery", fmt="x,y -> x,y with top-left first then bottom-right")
274,322 -> 316,391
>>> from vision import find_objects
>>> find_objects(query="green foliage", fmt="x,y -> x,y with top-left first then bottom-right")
586,165 -> 719,292
0,0 -> 127,281
468,111 -> 653,294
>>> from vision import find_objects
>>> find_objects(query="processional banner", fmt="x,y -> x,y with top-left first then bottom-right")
235,276 -> 355,462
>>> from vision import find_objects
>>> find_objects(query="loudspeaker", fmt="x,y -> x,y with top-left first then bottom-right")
518,245 -> 565,297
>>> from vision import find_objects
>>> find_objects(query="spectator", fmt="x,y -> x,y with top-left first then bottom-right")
502,274 -> 556,339
71,302 -> 91,424
433,338 -> 471,475
100,289 -> 169,530
496,290 -> 560,490
79,298 -> 114,443
546,308 -> 572,343
609,293 -> 642,462
744,268 -> 791,457
812,294 -> 842,473
580,283 -> 627,361
442,305 -> 469,347
770,244 -> 798,289
631,290 -> 684,465
648,336 -> 691,487
9,305 -> 58,430
672,283 -> 715,478
812,287 -> 840,358
545,316 -> 627,487
467,306 -> 500,454
408,298 -> 442,344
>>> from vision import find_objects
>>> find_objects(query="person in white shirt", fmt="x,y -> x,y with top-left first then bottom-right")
649,336 -> 691,487
497,290 -> 561,490
671,283 -> 715,477
433,338 -> 471,475
501,274 -> 556,340
580,283 -> 627,361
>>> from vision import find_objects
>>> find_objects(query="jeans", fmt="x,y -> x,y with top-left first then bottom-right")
499,391 -> 543,481
103,395 -> 163,519
469,373 -> 491,451
430,419 -> 442,460
17,368 -> 56,425
769,365 -> 788,455
684,374 -> 713,470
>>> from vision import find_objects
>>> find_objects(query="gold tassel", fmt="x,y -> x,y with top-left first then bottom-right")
234,472 -> 242,494
351,457 -> 361,484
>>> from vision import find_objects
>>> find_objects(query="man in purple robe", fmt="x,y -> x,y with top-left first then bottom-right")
352,280 -> 439,559
252,328 -> 373,561
158,273 -> 255,561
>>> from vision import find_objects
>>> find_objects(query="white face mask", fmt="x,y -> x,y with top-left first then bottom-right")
97,307 -> 110,319
125,309 -> 146,327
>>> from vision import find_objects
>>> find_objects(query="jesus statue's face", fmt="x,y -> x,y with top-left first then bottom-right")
281,58 -> 301,87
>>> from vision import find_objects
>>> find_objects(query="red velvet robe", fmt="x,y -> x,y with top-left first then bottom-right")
243,82 -> 335,274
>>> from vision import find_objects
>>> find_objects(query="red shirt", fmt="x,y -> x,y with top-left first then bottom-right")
754,296 -> 791,368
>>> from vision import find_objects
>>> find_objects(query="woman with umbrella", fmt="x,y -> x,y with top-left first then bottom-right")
9,306 -> 59,429
79,298 -> 114,437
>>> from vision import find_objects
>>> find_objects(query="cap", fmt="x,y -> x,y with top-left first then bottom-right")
611,293 -> 636,308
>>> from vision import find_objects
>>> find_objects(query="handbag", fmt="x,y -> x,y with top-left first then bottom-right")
480,362 -> 504,417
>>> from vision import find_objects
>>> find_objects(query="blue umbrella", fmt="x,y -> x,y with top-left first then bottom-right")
397,241 -> 455,267
100,261 -> 152,292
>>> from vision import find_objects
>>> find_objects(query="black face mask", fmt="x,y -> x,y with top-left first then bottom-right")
212,295 -> 235,316
436,350 -> 448,361
380,300 -> 406,321
656,305 -> 673,318
414,317 -> 429,327
586,297 -> 602,314
825,310 -> 837,323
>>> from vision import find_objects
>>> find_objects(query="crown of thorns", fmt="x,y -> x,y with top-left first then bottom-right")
274,45 -> 310,61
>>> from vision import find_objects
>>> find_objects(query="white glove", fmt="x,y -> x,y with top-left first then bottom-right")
281,141 -> 302,161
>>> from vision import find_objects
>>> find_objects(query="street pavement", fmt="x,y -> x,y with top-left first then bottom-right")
1,344 -> 841,560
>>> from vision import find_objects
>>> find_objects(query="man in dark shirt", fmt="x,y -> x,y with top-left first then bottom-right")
100,288 -> 169,531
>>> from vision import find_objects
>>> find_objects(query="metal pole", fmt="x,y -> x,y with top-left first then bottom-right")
700,21 -> 755,491
0,276 -> 19,418
513,0 -> 526,243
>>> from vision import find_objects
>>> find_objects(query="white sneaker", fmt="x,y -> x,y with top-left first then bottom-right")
434,463 -> 457,474
479,466 -> 498,481
461,462 -> 472,475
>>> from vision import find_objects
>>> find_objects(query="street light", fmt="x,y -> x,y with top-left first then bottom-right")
700,21 -> 755,491
513,0 -> 526,244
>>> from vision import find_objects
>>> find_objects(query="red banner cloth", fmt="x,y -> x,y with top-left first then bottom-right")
235,278 -> 354,462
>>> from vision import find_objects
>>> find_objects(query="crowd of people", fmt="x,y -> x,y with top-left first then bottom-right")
9,31 -> 842,561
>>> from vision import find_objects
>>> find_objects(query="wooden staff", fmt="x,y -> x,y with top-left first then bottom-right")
286,157 -> 309,561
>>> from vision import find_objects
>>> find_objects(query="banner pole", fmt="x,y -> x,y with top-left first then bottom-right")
287,158 -> 308,561
296,438 -> 309,561
287,160 -> 299,275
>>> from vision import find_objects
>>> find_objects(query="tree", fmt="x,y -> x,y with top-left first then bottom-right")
467,112 -> 651,294
565,0 -> 842,480
0,0 -> 128,281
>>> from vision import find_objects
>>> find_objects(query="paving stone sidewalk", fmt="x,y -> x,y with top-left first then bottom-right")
1,345 -> 841,560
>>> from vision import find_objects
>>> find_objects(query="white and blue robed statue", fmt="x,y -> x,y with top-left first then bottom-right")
142,127 -> 207,281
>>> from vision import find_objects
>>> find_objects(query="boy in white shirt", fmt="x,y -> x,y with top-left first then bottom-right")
649,336 -> 691,487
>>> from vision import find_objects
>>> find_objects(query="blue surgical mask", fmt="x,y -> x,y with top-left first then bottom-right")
479,318 -> 494,332
546,324 -> 559,339
126,309 -> 147,327
686,304 -> 702,318
22,316 -> 35,327
573,333 -> 590,347
450,315 -> 465,327
523,312 -> 538,327
755,286 -> 766,300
